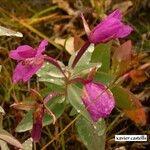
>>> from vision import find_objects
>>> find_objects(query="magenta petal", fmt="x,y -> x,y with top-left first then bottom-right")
36,40 -> 48,57
13,62 -> 27,83
90,18 -> 122,43
13,62 -> 43,83
22,63 -> 43,82
18,49 -> 36,58
81,82 -> 115,122
10,50 -> 24,61
107,9 -> 122,20
10,45 -> 36,60
115,25 -> 133,38
87,9 -> 133,44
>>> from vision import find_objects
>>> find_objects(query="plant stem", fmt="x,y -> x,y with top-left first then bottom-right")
60,118 -> 65,150
44,56 -> 67,79
68,77 -> 89,85
71,41 -> 90,68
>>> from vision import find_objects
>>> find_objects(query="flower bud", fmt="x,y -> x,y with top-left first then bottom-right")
81,9 -> 133,44
81,82 -> 115,122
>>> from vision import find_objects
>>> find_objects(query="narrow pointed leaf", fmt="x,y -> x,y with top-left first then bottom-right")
10,102 -> 34,111
0,25 -> 23,37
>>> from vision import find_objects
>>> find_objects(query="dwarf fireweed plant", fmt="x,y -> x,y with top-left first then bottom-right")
10,9 -> 146,150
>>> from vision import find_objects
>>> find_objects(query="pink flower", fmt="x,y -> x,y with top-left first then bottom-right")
9,40 -> 48,83
81,9 -> 133,44
81,82 -> 115,122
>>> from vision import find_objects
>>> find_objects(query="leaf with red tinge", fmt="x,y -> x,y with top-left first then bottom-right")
124,91 -> 147,125
10,102 -> 34,111
112,86 -> 147,125
0,128 -> 23,149
129,62 -> 150,83
124,107 -> 147,126
112,40 -> 132,75
129,69 -> 147,83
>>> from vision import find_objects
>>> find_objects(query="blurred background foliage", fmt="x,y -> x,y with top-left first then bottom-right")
0,0 -> 150,149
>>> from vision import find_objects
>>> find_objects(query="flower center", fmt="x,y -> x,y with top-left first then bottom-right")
22,57 -> 43,66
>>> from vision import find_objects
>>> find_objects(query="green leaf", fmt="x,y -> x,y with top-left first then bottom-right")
67,84 -> 92,122
31,5 -> 58,18
0,129 -> 23,149
39,76 -> 64,86
94,71 -> 115,85
68,43 -> 95,67
91,44 -> 111,73
111,86 -> 134,109
71,63 -> 101,78
43,83 -> 65,93
16,96 -> 65,132
76,117 -> 106,150
36,62 -> 65,86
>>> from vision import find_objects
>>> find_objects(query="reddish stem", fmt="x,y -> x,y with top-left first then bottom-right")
68,77 -> 90,85
43,92 -> 64,104
44,56 -> 67,79
71,41 -> 90,68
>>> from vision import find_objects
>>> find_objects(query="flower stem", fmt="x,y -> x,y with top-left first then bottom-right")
43,92 -> 64,104
44,104 -> 56,124
71,41 -> 90,68
44,56 -> 67,79
68,77 -> 89,85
